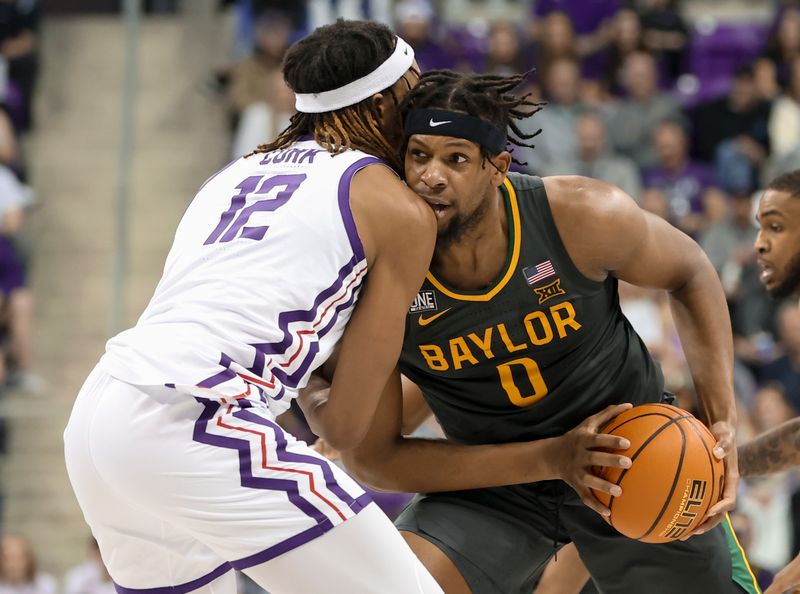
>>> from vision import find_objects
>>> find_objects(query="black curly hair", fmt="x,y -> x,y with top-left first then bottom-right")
253,19 -> 415,172
398,69 -> 544,167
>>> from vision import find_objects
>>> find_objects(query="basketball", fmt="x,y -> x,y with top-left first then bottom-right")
591,403 -> 724,544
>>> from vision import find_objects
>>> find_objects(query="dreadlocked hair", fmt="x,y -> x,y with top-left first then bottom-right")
398,69 -> 544,167
253,20 -> 406,172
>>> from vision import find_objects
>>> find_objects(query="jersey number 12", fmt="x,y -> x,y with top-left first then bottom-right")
205,173 -> 307,245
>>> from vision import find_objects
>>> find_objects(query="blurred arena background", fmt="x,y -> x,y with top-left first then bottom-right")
0,0 -> 798,590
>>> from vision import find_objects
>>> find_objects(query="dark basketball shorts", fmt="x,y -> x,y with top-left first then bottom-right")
395,480 -> 760,594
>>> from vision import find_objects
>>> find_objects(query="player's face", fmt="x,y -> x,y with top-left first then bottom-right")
755,189 -> 800,298
405,135 -> 506,245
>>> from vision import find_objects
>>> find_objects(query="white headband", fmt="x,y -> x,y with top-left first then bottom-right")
294,36 -> 415,114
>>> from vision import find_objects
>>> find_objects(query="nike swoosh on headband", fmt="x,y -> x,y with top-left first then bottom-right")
429,119 -> 453,127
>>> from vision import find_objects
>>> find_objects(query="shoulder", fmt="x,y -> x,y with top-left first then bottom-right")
542,175 -> 647,278
505,171 -> 543,194
543,175 -> 636,218
349,163 -> 436,265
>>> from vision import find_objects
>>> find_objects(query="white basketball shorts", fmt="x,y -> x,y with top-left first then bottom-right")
64,364 -> 442,594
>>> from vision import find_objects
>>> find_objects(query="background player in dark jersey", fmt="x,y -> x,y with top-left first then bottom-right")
314,69 -> 756,594
746,170 -> 800,594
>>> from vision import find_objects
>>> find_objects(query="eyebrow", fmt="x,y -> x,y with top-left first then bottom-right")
756,209 -> 784,221
409,137 -> 477,151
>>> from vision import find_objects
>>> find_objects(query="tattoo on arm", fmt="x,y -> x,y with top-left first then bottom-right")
738,418 -> 800,478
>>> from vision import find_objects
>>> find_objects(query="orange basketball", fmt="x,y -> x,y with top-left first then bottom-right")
591,403 -> 724,544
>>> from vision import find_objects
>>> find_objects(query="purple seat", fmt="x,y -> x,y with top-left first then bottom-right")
688,22 -> 769,83
678,22 -> 769,106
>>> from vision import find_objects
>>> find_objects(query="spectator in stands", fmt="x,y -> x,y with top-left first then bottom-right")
393,0 -> 455,72
533,0 -> 619,38
482,21 -> 525,77
769,56 -> 800,158
638,0 -> 689,82
0,0 -> 39,133
643,120 -> 716,235
700,189 -> 773,351
754,57 -> 782,102
0,535 -> 56,594
728,512 -> 776,592
601,8 -> 647,96
691,65 -> 771,194
607,51 -> 684,167
761,304 -> 800,411
228,11 -> 292,117
63,538 -> 114,594
0,165 -> 36,393
0,107 -> 18,173
531,0 -> 619,80
515,57 -> 584,174
764,7 -> 800,87
528,11 -> 580,94
543,110 -> 642,199
618,280 -> 691,392
230,69 -> 294,159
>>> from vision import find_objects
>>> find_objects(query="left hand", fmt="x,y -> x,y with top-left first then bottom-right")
765,553 -> 800,594
685,420 -> 739,538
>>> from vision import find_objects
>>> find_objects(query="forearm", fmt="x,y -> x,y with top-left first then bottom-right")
668,259 -> 736,424
343,435 -> 559,493
739,418 -> 800,477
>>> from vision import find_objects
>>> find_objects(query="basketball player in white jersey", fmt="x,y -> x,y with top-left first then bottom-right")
64,20 -> 443,594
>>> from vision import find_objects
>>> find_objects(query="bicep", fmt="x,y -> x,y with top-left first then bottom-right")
325,189 -> 435,447
613,211 -> 707,291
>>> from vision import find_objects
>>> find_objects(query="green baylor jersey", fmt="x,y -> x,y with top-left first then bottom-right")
400,173 -> 665,445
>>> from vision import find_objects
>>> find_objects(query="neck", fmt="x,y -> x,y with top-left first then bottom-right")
431,187 -> 509,290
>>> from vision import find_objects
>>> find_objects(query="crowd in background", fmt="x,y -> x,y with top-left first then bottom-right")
2,0 -> 800,590
0,0 -> 44,588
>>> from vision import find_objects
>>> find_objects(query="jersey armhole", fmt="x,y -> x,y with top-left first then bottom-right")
337,157 -> 389,263
527,176 -> 608,293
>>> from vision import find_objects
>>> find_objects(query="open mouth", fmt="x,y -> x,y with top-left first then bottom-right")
429,203 -> 450,218
757,260 -> 774,285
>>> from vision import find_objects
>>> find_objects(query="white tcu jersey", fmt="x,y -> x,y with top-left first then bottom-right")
102,140 -> 384,415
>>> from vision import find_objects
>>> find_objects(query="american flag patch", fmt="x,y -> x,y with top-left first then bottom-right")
523,261 -> 556,285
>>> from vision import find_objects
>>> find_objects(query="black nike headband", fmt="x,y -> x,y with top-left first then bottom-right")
404,108 -> 507,155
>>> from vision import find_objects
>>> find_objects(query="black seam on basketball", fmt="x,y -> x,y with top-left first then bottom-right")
608,413 -> 691,538
682,420 -> 717,523
638,419 -> 688,540
600,407 -> 685,436
606,413 -> 686,519
607,414 -> 692,522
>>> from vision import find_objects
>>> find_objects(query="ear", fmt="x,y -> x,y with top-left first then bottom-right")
489,151 -> 512,186
371,91 -> 392,121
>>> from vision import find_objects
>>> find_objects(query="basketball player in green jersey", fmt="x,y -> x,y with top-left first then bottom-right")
308,69 -> 758,594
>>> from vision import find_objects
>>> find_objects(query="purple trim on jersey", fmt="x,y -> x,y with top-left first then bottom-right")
113,562 -> 232,594
192,399 -> 330,523
229,492 -> 373,571
197,158 -> 240,195
233,408 -> 360,508
249,256 -> 366,389
314,280 -> 360,338
337,156 -> 382,262
197,354 -> 238,389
